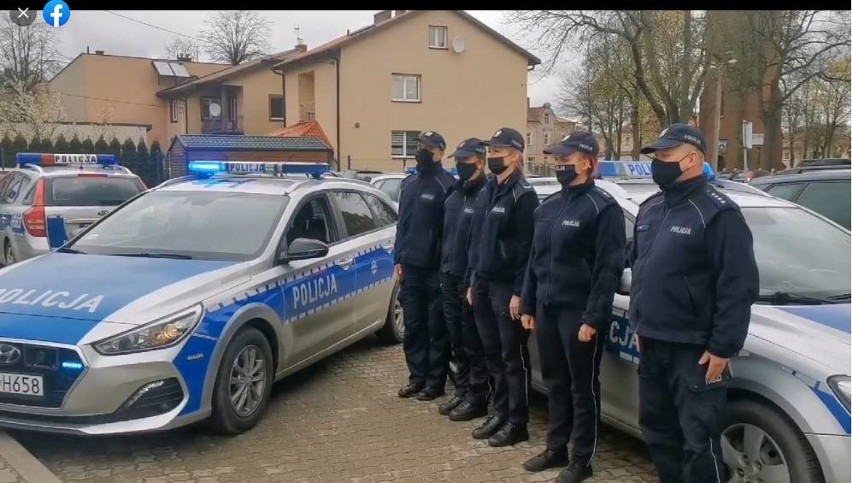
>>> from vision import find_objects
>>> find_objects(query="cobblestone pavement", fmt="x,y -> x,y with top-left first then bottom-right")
15,338 -> 657,483
0,458 -> 24,483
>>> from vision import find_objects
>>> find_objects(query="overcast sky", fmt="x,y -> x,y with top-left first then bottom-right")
48,10 -> 575,113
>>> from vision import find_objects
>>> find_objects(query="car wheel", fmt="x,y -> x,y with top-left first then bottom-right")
4,241 -> 16,266
209,327 -> 274,435
722,399 -> 824,483
376,283 -> 404,344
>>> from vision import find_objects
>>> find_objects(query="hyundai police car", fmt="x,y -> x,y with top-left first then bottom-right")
0,161 -> 403,436
532,162 -> 851,483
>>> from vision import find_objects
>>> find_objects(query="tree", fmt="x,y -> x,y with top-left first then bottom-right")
150,140 -> 162,160
68,134 -> 82,154
164,37 -> 202,62
54,133 -> 69,152
94,135 -> 109,154
108,137 -> 122,157
0,79 -> 63,141
41,136 -> 53,153
199,11 -> 271,65
0,15 -> 63,91
80,137 -> 95,154
10,134 -> 27,156
136,137 -> 148,157
27,136 -> 40,152
122,137 -> 137,157
514,10 -> 710,126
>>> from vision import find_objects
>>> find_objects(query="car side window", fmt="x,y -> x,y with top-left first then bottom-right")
765,182 -> 806,201
286,196 -> 336,245
2,174 -> 24,204
623,210 -> 635,267
19,176 -> 34,205
330,191 -> 378,238
795,181 -> 851,229
379,178 -> 402,201
362,192 -> 398,227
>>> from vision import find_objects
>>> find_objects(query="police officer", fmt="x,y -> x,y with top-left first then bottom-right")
519,132 -> 626,482
437,138 -> 491,420
631,124 -> 759,483
467,128 -> 540,447
395,131 -> 457,401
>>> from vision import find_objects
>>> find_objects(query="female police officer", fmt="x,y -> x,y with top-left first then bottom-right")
520,132 -> 626,483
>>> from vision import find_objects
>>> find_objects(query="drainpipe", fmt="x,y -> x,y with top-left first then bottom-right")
183,97 -> 189,134
274,67 -> 285,127
330,50 -> 341,171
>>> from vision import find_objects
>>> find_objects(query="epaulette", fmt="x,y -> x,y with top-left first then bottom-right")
702,185 -> 733,209
512,179 -> 535,201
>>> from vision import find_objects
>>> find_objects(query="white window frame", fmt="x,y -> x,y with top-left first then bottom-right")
428,25 -> 448,49
169,99 -> 178,123
391,130 -> 420,159
527,131 -> 534,147
544,132 -> 550,145
544,113 -> 551,124
392,74 -> 421,103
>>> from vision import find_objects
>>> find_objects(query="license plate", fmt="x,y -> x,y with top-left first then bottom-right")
0,373 -> 44,396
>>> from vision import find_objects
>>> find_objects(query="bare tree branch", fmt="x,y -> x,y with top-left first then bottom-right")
164,37 -> 203,62
0,15 -> 62,91
199,11 -> 272,65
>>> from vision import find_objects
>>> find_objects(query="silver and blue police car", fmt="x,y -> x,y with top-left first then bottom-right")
532,161 -> 850,483
0,161 -> 403,436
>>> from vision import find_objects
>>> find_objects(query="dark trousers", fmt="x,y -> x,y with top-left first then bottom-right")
473,281 -> 531,426
638,337 -> 728,483
441,272 -> 490,404
536,304 -> 605,464
400,264 -> 449,389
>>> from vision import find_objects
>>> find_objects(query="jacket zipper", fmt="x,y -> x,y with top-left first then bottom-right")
545,202 -> 568,303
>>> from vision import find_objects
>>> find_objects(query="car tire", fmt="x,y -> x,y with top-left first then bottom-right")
376,283 -> 404,345
4,241 -> 16,266
208,327 -> 274,435
723,399 -> 824,483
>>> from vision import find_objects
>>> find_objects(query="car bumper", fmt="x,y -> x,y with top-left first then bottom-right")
807,433 -> 850,483
0,342 -> 202,435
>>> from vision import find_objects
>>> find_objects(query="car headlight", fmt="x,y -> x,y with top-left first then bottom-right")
93,305 -> 204,356
827,375 -> 851,412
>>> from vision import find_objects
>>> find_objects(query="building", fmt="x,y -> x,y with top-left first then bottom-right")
271,10 -> 541,172
525,101 -> 578,174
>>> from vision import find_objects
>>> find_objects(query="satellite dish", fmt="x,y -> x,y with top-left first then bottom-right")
209,102 -> 222,118
452,37 -> 465,53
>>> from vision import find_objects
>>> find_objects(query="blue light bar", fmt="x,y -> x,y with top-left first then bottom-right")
16,153 -> 117,167
187,161 -> 330,179
596,160 -> 715,181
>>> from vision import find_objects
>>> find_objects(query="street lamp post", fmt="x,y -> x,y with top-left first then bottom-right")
707,54 -> 737,171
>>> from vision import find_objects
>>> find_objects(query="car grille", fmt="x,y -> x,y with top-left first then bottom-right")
0,343 -> 84,408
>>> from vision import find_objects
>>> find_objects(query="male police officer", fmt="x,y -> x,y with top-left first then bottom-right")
437,138 -> 491,420
395,131 -> 457,401
468,128 -> 540,447
631,124 -> 759,483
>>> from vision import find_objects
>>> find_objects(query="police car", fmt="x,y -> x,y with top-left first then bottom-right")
0,161 -> 403,435
0,154 -> 146,266
531,161 -> 850,483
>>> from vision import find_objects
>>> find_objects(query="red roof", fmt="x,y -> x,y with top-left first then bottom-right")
268,121 -> 333,150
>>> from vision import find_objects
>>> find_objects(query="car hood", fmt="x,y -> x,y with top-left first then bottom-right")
0,253 -> 248,345
749,303 -> 851,374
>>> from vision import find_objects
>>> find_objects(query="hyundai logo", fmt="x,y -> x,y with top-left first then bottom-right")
0,344 -> 21,365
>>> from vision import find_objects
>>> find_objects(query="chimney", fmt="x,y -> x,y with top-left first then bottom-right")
95,50 -> 105,55
374,10 -> 392,24
295,42 -> 307,52
176,55 -> 192,62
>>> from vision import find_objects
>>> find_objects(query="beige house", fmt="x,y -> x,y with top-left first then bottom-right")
525,102 -> 578,175
272,10 -> 541,172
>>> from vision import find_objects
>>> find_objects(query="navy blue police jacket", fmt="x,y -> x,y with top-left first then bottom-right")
471,169 -> 540,295
393,162 -> 456,269
465,175 -> 497,288
521,181 -> 626,330
629,177 -> 759,358
441,174 -> 488,279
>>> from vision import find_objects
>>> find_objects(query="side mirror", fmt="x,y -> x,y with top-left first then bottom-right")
617,268 -> 632,295
278,237 -> 329,264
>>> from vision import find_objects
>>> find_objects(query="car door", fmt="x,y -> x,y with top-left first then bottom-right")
0,173 -> 29,258
358,191 -> 399,330
793,180 -> 851,229
279,192 -> 356,365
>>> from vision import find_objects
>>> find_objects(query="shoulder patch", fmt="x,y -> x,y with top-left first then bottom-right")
703,186 -> 734,209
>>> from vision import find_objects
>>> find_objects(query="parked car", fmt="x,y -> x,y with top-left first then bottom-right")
531,178 -> 850,483
749,168 -> 850,229
369,173 -> 407,207
0,161 -> 403,436
800,158 -> 851,167
0,153 -> 146,265
340,170 -> 384,182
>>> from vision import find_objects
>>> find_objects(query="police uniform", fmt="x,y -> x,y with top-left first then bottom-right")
395,131 -> 457,400
437,138 -> 491,420
520,133 -> 626,479
630,125 -> 759,483
469,128 -> 540,447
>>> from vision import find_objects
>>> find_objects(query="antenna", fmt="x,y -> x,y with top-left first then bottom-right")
294,25 -> 303,45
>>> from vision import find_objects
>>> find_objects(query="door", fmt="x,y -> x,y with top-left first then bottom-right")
279,193 -> 356,364
0,173 -> 30,258
358,192 -> 399,328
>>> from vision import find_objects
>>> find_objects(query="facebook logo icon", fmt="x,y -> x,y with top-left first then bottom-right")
42,0 -> 70,27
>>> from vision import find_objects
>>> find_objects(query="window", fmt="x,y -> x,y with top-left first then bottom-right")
201,98 -> 222,121
544,132 -> 550,145
170,99 -> 178,123
377,177 -> 402,202
544,113 -> 551,124
765,182 -> 806,201
2,174 -> 24,204
527,131 -> 534,147
363,192 -> 398,226
228,96 -> 238,121
45,177 -> 145,207
795,181 -> 851,229
287,197 -> 335,245
269,95 -> 284,121
392,74 -> 421,102
428,25 -> 448,49
782,151 -> 791,161
527,157 -> 534,164
391,131 -> 420,159
331,191 -> 377,238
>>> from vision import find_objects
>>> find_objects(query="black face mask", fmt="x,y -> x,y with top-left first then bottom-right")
555,165 -> 578,186
487,156 -> 508,175
455,161 -> 478,182
651,157 -> 684,188
415,148 -> 434,168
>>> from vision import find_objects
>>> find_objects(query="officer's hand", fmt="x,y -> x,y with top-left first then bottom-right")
521,314 -> 535,330
394,264 -> 404,281
509,295 -> 521,320
578,324 -> 597,342
699,351 -> 729,383
466,287 -> 474,307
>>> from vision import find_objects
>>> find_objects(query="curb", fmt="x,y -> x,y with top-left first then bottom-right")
0,431 -> 61,483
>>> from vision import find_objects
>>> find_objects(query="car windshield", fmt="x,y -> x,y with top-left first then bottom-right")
69,191 -> 289,261
742,206 -> 850,302
45,176 -> 144,206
